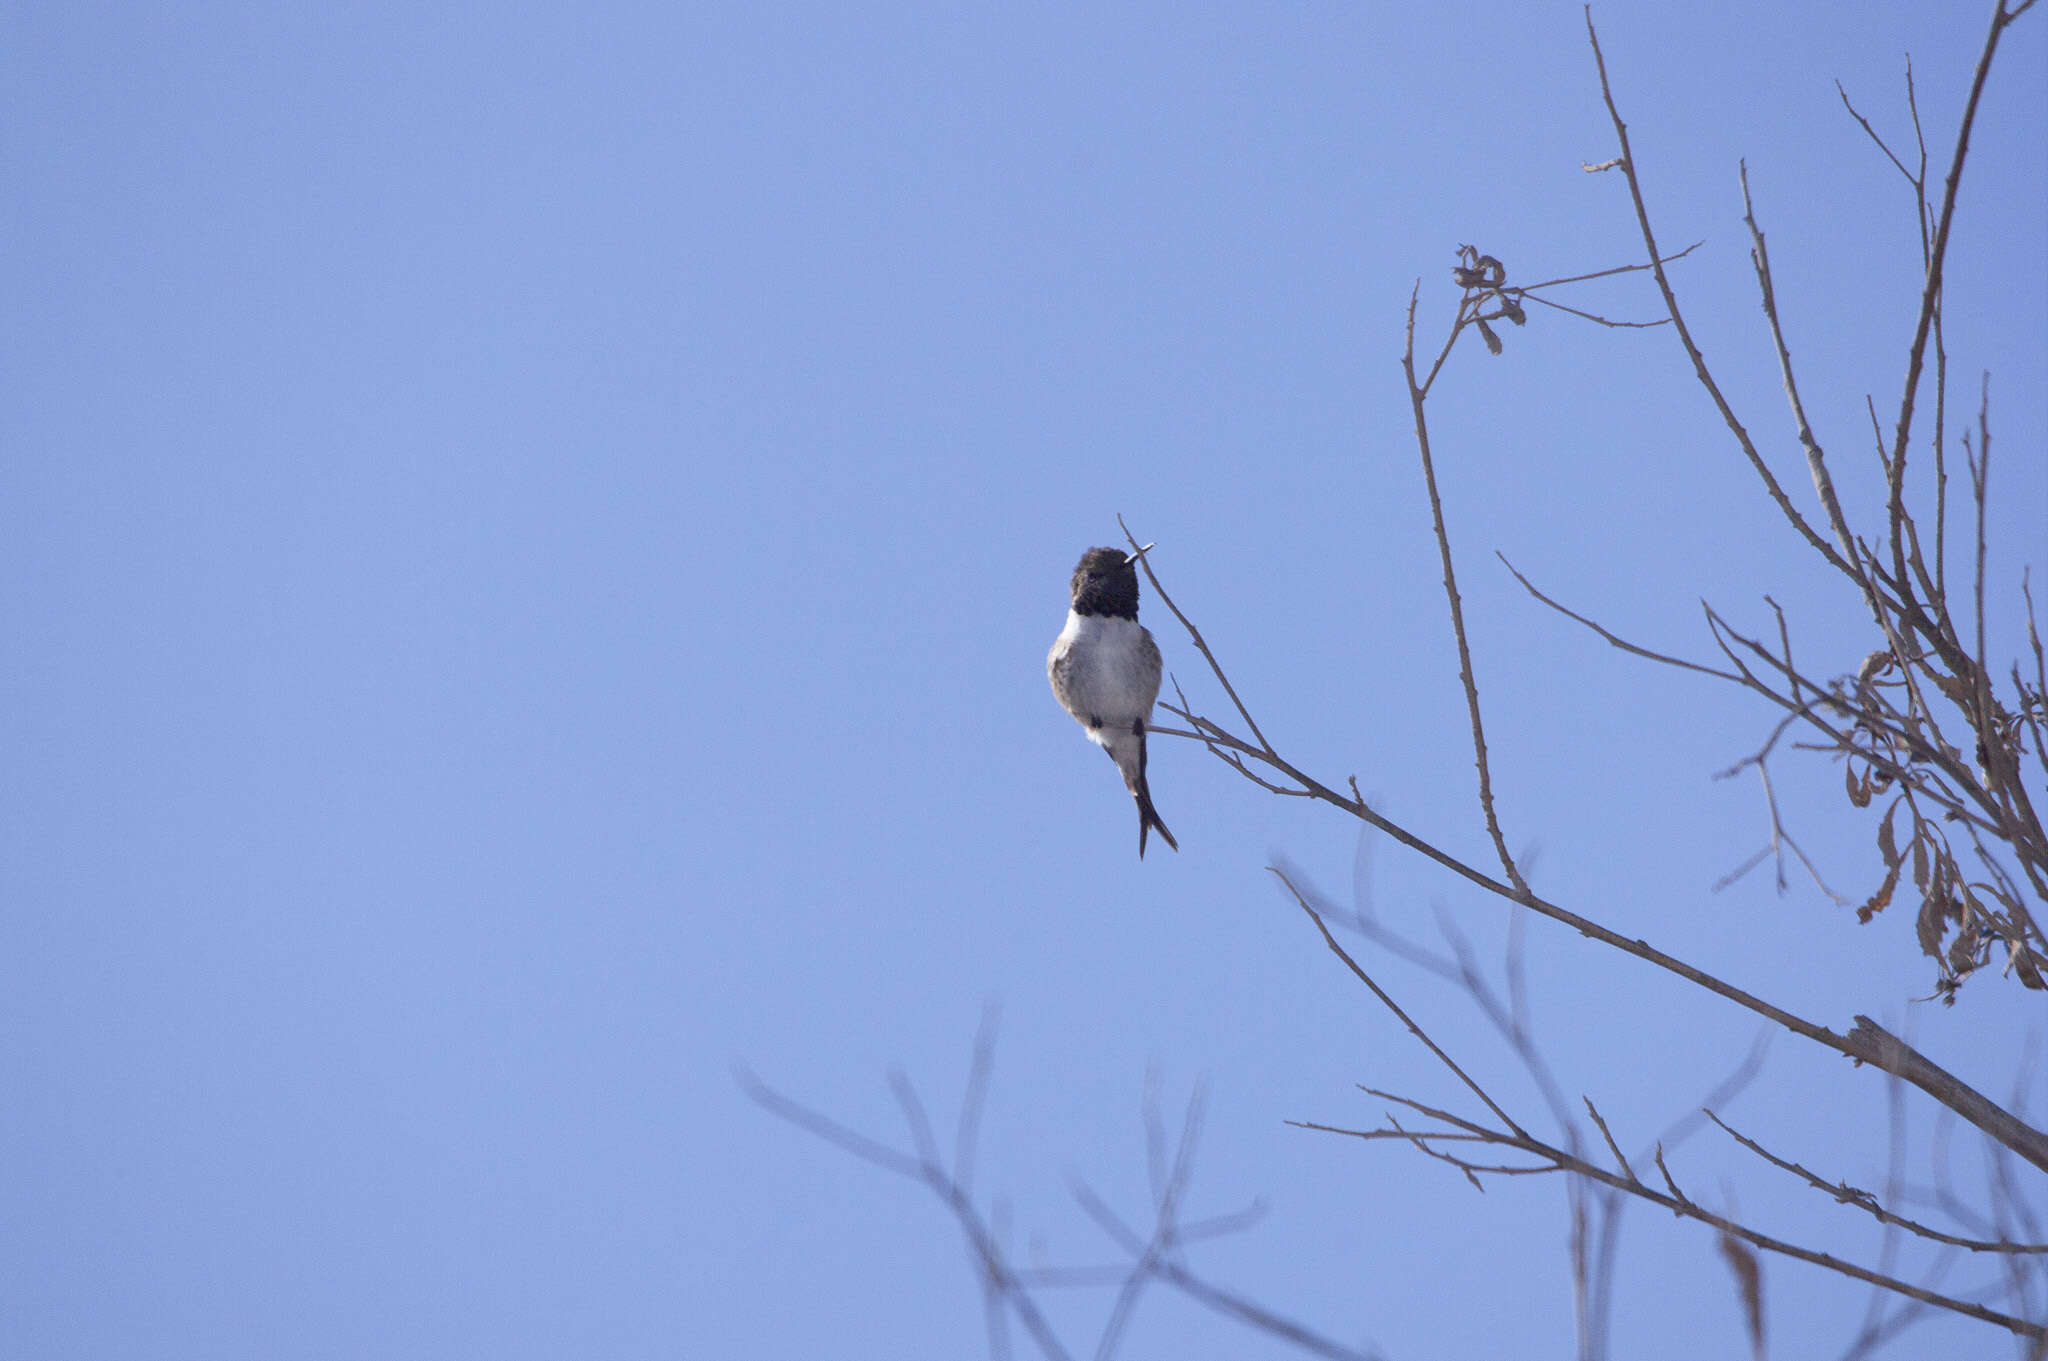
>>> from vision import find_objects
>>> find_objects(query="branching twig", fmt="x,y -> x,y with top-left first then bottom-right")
1584,9 -> 1853,576
1136,539 -> 2048,1167
742,1045 -> 1376,1360
1273,869 -> 1528,1138
1400,287 -> 1529,894
1707,1110 -> 2048,1255
1291,1099 -> 2043,1339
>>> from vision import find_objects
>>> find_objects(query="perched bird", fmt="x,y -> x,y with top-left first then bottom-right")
1047,546 -> 1179,858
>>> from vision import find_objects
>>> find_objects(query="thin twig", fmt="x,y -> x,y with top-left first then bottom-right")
1145,568 -> 2048,1165
956,1001 -> 1001,1198
1402,290 -> 1529,893
1707,1110 -> 2048,1254
1498,554 -> 1743,682
1273,868 -> 1529,1138
1070,1183 -> 1385,1361
1297,1110 -> 2044,1339
1584,1100 -> 1635,1182
1583,9 -> 1852,576
1884,0 -> 2026,519
1739,163 -> 1881,625
1514,290 -> 1669,328
1118,516 -> 1273,755
739,1066 -> 1075,1360
1516,242 -> 1702,291
1093,1080 -> 1207,1361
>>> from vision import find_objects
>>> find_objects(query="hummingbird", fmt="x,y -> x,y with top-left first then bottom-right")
1047,545 -> 1179,858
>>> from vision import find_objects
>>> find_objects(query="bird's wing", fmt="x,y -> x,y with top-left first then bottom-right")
1136,628 -> 1164,709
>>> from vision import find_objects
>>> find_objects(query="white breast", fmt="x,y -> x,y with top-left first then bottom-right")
1048,611 -> 1158,734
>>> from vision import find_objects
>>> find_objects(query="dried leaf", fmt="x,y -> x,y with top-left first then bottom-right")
1857,861 -> 1899,924
1845,760 -> 1871,809
1476,318 -> 1503,356
1916,885 -> 1949,958
1717,1232 -> 1766,1361
1979,879 -> 2021,914
1876,799 -> 1899,867
1910,832 -> 1928,892
1946,925 -> 1980,974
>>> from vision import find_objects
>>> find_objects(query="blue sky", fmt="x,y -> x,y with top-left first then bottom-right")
5,3 -> 2044,1357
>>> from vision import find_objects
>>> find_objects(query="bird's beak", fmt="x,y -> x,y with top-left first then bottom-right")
1124,542 -> 1157,568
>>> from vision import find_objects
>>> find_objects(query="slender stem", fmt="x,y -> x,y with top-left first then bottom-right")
1402,289 -> 1529,893
1297,1112 -> 2045,1339
1583,9 -> 1851,576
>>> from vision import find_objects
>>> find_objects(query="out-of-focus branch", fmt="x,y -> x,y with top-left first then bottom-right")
1273,894 -> 2045,1340
1278,869 -> 1527,1139
741,1033 -> 1378,1360
1070,1182 -> 1385,1361
736,1061 -> 1073,1361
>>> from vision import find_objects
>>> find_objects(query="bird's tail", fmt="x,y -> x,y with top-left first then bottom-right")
1118,723 -> 1178,859
1135,782 -> 1178,859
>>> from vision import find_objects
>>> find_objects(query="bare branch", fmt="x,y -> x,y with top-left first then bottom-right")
1739,163 -> 1881,625
1708,1110 -> 2048,1254
1401,292 -> 1529,893
1845,1017 -> 2048,1173
1835,79 -> 1919,187
1092,1078 -> 1207,1361
1070,1183 -> 1386,1361
739,1066 -> 1075,1360
1883,0 -> 2030,505
1584,1099 -> 1635,1182
1516,242 -> 1702,291
956,1000 -> 1001,1198
1143,559 -> 2045,1162
1119,515 -> 1275,755
737,1065 -> 925,1180
1498,553 -> 1743,683
1516,290 -> 1670,328
1298,1110 -> 2044,1338
1273,867 -> 1528,1137
1583,10 -> 1854,576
